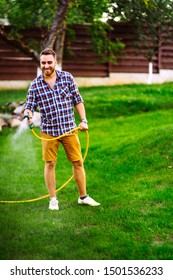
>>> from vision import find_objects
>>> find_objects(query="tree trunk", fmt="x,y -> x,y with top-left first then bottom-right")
54,23 -> 66,70
42,0 -> 69,50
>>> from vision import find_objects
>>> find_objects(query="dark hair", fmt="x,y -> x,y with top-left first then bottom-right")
40,48 -> 56,59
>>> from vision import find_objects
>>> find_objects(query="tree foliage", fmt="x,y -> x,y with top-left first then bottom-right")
109,0 -> 173,27
108,0 -> 173,60
0,0 -> 57,28
0,0 -> 173,65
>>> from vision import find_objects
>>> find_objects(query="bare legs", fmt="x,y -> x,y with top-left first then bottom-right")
44,161 -> 56,198
72,159 -> 86,197
44,159 -> 86,198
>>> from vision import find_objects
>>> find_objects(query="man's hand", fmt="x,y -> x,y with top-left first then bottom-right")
78,121 -> 88,130
23,109 -> 33,124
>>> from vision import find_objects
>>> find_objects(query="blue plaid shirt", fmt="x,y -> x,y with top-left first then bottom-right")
25,70 -> 83,136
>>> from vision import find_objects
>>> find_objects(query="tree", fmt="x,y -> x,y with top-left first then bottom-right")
0,0 -> 127,67
0,0 -> 173,68
0,0 -> 119,67
0,0 -> 70,66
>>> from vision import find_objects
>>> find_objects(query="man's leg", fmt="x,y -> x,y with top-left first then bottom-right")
61,132 -> 100,206
41,132 -> 59,210
44,160 -> 59,210
73,159 -> 100,206
44,160 -> 57,199
72,159 -> 86,197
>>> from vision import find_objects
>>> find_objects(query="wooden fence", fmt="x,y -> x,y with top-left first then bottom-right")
0,22 -> 173,80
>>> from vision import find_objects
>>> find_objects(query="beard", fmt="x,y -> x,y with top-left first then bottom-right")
42,68 -> 55,77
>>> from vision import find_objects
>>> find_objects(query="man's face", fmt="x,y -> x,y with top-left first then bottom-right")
40,54 -> 56,77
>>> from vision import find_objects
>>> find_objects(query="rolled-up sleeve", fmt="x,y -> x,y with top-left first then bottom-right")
25,85 -> 37,113
68,73 -> 83,105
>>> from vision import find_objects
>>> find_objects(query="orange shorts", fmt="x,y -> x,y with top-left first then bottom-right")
41,130 -> 82,162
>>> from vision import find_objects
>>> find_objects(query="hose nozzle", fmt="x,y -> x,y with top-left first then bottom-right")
23,114 -> 30,120
23,114 -> 34,129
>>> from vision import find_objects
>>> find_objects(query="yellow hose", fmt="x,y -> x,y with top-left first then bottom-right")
0,127 -> 89,204
31,126 -> 80,141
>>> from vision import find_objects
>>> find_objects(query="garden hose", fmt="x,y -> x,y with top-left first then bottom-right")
0,126 -> 89,204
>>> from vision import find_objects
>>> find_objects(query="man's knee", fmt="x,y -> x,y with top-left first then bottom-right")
72,159 -> 83,168
45,161 -> 56,169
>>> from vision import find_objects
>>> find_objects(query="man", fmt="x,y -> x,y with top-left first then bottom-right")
24,48 -> 100,210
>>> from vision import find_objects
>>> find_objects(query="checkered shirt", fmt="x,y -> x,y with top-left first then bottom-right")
25,70 -> 83,136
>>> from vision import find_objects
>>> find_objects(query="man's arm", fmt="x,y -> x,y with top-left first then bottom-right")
24,85 -> 37,124
75,102 -> 88,130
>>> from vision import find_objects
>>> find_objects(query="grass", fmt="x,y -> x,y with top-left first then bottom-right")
0,83 -> 173,260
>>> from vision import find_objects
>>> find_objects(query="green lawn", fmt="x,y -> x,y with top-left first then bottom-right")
0,83 -> 173,260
